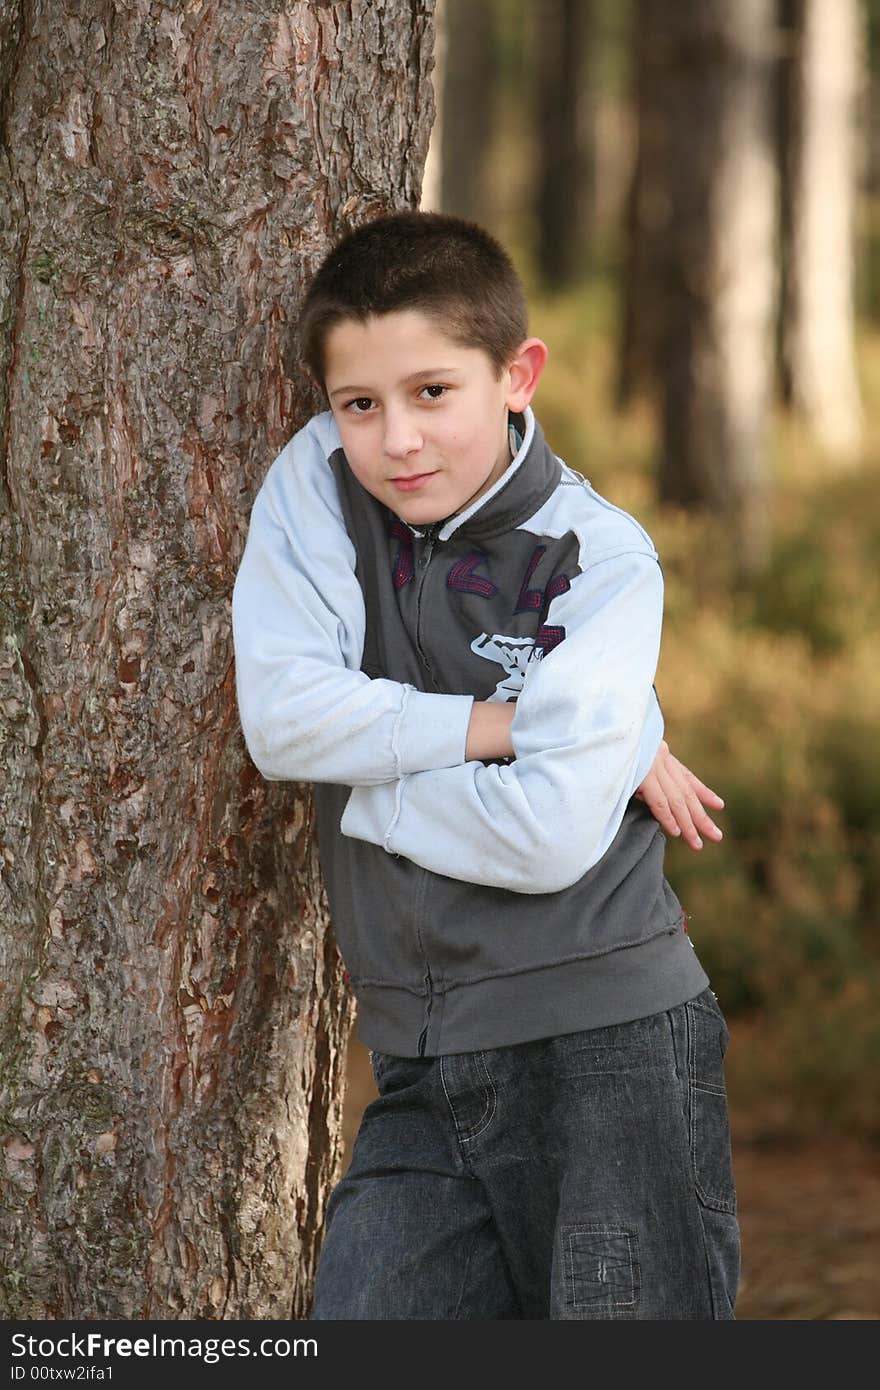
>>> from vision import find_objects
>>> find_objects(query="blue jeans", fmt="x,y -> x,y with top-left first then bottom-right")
310,987 -> 740,1320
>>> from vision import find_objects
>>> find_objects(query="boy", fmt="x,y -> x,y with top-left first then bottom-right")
231,212 -> 740,1320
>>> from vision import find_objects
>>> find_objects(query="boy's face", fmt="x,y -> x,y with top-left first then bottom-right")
323,309 -> 545,526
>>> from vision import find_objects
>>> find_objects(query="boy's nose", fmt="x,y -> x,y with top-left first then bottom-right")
383,408 -> 422,460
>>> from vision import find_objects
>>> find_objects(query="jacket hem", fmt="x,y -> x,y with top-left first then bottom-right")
354,927 -> 710,1058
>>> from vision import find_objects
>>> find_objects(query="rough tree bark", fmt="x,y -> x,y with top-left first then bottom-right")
778,0 -> 863,459
658,0 -> 777,573
0,0 -> 435,1319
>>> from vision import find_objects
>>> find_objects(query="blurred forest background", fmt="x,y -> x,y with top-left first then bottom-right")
344,0 -> 880,1318
2,0 -> 875,1323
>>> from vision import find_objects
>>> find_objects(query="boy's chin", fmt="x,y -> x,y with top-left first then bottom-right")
390,498 -> 450,526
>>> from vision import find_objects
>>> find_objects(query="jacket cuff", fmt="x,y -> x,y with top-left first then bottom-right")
341,781 -> 401,851
396,690 -> 474,774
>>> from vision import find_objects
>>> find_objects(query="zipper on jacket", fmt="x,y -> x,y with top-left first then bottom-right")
417,522 -> 441,571
417,965 -> 434,1057
414,524 -> 442,690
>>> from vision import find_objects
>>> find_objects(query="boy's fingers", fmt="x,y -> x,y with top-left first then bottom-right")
683,778 -> 725,837
667,773 -> 722,849
641,761 -> 724,849
680,783 -> 723,842
638,773 -> 681,837
684,771 -> 725,809
690,804 -> 723,840
660,781 -> 701,848
647,756 -> 724,850
667,755 -> 725,809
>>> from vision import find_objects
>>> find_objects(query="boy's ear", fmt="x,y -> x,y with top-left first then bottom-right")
504,337 -> 548,412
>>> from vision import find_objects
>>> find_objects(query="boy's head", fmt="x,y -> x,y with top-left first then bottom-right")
299,211 -> 529,386
299,211 -> 547,526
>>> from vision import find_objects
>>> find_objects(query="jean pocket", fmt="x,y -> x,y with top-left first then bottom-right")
686,992 -> 737,1216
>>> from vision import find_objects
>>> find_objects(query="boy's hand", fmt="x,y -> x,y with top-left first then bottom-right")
635,741 -> 724,850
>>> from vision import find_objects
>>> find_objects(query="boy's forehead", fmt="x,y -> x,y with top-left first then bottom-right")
324,309 -> 489,384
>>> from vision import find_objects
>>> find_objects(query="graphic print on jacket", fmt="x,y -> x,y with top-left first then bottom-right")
306,409 -> 705,1057
386,525 -> 581,704
470,632 -> 539,701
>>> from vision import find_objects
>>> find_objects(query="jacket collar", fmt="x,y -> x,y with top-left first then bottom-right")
404,407 -> 561,544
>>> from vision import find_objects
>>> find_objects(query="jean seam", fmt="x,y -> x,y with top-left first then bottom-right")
667,1006 -> 683,1084
686,1001 -> 737,1216
440,1053 -> 497,1145
692,1080 -> 726,1096
464,1053 -> 498,1142
451,1215 -> 496,1319
689,991 -> 731,1050
686,1002 -> 697,1169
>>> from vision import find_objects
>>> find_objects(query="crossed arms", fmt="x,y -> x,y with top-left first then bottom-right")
467,699 -> 723,853
231,418 -> 723,894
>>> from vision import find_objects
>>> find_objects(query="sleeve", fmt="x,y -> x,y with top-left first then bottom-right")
231,418 -> 474,785
339,547 -> 665,893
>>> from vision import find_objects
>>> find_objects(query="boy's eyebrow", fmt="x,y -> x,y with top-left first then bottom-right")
328,367 -> 463,399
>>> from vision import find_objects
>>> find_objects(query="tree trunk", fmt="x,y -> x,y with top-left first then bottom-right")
616,0 -> 669,407
860,0 -> 880,320
0,0 -> 435,1320
438,0 -> 494,221
532,0 -> 593,287
659,0 -> 777,573
779,0 -> 863,458
421,0 -> 446,210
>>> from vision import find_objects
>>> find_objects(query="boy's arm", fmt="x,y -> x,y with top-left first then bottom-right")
231,416 -> 474,786
466,688 -> 724,849
340,546 -> 668,894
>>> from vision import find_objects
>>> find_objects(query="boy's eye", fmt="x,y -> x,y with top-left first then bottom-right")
419,384 -> 447,401
346,397 -> 375,414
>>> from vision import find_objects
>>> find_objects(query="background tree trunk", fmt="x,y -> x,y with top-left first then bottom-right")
0,0 -> 435,1319
438,0 -> 494,221
778,0 -> 863,458
532,0 -> 593,287
658,0 -> 777,573
421,0 -> 446,210
616,0 -> 670,407
860,0 -> 880,321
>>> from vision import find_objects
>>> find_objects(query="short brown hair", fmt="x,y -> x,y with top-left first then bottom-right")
298,211 -> 528,385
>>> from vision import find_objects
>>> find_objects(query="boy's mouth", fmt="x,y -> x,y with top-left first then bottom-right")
390,471 -> 438,492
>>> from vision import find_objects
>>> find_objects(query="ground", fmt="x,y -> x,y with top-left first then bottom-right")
341,1033 -> 880,1320
727,1132 -> 879,1319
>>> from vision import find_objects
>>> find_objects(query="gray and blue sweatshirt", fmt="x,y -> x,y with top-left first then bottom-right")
231,406 -> 708,1057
